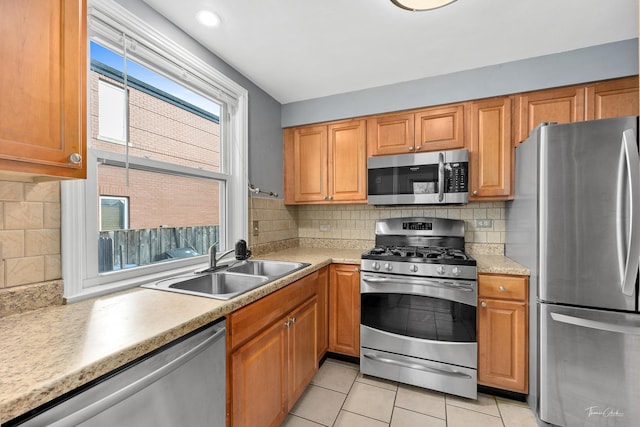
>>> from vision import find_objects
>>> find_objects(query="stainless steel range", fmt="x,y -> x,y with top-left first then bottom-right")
360,217 -> 478,399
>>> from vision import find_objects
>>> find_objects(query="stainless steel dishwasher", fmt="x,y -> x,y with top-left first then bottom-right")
15,319 -> 226,427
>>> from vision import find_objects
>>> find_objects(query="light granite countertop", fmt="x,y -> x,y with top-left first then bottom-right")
0,247 -> 526,423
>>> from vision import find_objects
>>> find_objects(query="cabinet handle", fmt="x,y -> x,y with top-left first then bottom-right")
498,285 -> 506,292
408,146 -> 414,152
480,301 -> 487,308
472,190 -> 478,196
68,153 -> 82,165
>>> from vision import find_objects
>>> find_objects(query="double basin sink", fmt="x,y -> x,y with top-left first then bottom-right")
143,259 -> 310,300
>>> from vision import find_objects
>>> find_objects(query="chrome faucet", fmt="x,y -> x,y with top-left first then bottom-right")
195,243 -> 235,274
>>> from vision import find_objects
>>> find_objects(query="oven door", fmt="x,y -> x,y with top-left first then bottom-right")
360,272 -> 477,368
360,272 -> 478,398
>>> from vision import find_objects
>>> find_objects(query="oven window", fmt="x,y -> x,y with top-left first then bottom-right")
361,294 -> 476,342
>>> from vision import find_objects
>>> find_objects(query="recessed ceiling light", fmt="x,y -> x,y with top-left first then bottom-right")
196,10 -> 221,27
391,0 -> 457,11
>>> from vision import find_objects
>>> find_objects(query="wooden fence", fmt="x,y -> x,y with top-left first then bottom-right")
98,225 -> 219,272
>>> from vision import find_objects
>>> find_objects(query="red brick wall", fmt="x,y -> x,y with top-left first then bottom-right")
90,70 -> 221,229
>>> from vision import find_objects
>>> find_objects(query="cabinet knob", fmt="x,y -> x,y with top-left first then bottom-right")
322,196 -> 328,200
415,146 -> 421,151
68,153 -> 82,165
480,301 -> 487,308
408,146 -> 414,152
354,267 -> 360,272
328,196 -> 333,200
290,317 -> 296,324
472,190 -> 478,196
284,320 -> 290,327
498,285 -> 506,292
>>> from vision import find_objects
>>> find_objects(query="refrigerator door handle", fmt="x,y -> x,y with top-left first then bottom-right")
617,128 -> 640,296
550,312 -> 640,336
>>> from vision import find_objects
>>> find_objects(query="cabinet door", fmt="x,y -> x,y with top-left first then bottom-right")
0,0 -> 86,179
284,125 -> 328,203
329,264 -> 361,357
317,266 -> 330,359
478,298 -> 528,393
328,119 -> 367,202
585,76 -> 639,120
469,97 -> 513,200
514,86 -> 585,145
367,113 -> 415,156
231,319 -> 288,427
288,297 -> 318,408
415,104 -> 466,152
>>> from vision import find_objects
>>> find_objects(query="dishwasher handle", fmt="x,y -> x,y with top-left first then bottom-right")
48,323 -> 226,427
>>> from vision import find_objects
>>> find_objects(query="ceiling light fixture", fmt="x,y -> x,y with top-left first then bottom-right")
391,0 -> 457,11
196,10 -> 221,27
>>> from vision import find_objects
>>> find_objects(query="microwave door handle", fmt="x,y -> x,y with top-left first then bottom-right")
616,129 -> 640,296
438,153 -> 445,202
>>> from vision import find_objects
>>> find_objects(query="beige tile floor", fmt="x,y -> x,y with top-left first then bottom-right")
283,358 -> 538,427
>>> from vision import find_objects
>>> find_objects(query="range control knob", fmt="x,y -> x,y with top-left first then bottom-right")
372,262 -> 381,271
409,264 -> 418,273
384,263 -> 393,271
452,267 -> 462,276
436,266 -> 446,275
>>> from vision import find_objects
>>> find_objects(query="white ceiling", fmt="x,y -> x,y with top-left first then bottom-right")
141,0 -> 638,104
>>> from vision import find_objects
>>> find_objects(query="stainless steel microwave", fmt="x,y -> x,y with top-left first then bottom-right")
367,149 -> 469,205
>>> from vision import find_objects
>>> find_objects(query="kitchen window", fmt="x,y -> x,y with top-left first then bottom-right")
62,0 -> 248,301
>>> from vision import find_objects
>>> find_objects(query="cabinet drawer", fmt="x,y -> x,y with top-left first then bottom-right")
478,274 -> 527,301
228,271 -> 318,350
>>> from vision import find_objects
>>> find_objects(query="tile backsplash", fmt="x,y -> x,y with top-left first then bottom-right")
249,198 -> 505,255
0,180 -> 61,288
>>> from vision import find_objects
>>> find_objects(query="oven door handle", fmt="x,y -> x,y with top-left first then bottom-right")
362,275 -> 474,292
363,353 -> 472,379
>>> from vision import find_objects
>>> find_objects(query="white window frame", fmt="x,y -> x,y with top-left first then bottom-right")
62,0 -> 248,302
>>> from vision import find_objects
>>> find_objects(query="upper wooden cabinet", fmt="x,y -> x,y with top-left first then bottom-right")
284,119 -> 367,204
585,76 -> 639,120
469,97 -> 513,200
0,0 -> 87,179
514,86 -> 585,144
415,104 -> 466,152
367,104 -> 466,156
514,77 -> 639,145
367,112 -> 414,156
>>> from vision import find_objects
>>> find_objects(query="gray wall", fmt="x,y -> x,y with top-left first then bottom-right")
116,0 -> 284,197
282,38 -> 639,127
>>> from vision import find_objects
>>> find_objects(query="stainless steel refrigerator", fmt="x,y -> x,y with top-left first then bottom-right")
506,116 -> 640,427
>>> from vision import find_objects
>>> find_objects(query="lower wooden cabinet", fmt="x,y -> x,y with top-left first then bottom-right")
477,274 -> 529,393
329,264 -> 360,357
227,272 -> 319,427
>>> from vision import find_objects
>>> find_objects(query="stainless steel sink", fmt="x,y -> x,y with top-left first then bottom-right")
142,259 -> 310,300
226,260 -> 309,278
146,272 -> 268,300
